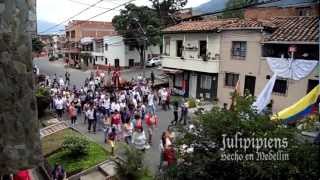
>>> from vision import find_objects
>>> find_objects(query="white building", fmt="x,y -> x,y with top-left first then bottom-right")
100,35 -> 160,68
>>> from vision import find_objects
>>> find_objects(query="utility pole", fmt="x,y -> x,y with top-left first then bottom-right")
133,18 -> 147,77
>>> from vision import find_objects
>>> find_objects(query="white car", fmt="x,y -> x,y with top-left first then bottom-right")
146,57 -> 161,67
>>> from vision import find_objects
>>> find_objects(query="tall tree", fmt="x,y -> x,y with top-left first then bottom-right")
222,0 -> 256,19
150,0 -> 188,27
32,37 -> 45,53
112,4 -> 161,65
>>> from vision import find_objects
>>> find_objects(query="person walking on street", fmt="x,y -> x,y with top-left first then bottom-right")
180,101 -> 188,125
65,71 -> 70,86
171,101 -> 179,126
86,105 -> 96,133
68,102 -> 77,127
54,96 -> 64,120
145,113 -> 158,145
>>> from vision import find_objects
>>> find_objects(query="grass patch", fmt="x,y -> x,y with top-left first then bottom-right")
47,141 -> 109,176
41,128 -> 81,156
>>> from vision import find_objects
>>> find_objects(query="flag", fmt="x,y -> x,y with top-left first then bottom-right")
252,74 -> 277,113
272,84 -> 319,124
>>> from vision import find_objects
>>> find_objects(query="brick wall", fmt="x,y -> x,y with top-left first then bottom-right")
245,5 -> 319,20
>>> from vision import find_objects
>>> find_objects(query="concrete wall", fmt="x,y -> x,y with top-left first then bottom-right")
101,36 -> 160,67
162,33 -> 221,73
102,36 -> 126,67
218,30 -> 319,113
0,0 -> 42,174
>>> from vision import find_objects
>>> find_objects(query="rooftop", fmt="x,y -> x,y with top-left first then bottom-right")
265,16 -> 319,43
162,19 -> 275,33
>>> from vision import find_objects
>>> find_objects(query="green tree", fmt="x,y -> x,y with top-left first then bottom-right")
32,37 -> 44,53
161,94 -> 320,179
222,0 -> 256,18
150,0 -> 188,27
112,4 -> 161,65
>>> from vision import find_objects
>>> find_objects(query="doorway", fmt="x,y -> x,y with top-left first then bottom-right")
244,75 -> 256,96
129,59 -> 134,67
115,59 -> 120,67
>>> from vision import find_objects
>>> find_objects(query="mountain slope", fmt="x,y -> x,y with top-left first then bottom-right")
37,20 -> 64,35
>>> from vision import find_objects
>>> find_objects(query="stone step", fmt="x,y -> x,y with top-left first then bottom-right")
40,121 -> 69,138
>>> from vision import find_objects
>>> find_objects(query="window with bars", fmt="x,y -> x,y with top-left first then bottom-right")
273,79 -> 287,95
200,75 -> 212,90
231,41 -> 247,60
225,73 -> 239,87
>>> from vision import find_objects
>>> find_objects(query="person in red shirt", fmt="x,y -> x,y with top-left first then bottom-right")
13,170 -> 31,180
145,113 -> 158,144
164,144 -> 176,167
68,102 -> 77,127
111,110 -> 122,140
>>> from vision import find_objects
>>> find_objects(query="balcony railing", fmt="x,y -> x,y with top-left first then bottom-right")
161,55 -> 220,73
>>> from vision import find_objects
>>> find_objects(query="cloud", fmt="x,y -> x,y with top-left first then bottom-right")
37,0 -> 210,24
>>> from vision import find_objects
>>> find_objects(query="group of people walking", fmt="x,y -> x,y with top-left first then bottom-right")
40,67 -> 188,170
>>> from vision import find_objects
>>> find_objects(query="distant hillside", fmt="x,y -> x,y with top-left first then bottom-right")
194,0 -> 226,14
37,20 -> 64,35
194,0 -> 316,14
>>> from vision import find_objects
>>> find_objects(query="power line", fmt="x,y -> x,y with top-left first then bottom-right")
67,0 -> 111,10
65,0 -> 136,31
40,0 -> 111,34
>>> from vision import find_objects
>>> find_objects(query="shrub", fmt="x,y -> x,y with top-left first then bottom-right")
62,136 -> 89,157
187,98 -> 196,108
112,145 -> 150,180
35,87 -> 50,117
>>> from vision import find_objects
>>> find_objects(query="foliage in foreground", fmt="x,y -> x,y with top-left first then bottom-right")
48,140 -> 109,176
112,145 -> 153,180
62,136 -> 90,156
163,95 -> 320,180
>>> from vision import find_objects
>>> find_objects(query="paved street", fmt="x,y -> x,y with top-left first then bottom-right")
34,57 -> 174,174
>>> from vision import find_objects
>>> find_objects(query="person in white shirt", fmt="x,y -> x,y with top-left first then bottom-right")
111,101 -> 120,113
55,96 -> 64,120
86,106 -> 96,133
148,92 -> 156,115
58,76 -> 64,87
132,127 -> 148,150
102,97 -> 110,116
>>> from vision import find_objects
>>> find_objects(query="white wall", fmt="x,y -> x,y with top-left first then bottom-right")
102,36 -> 126,66
162,33 -> 221,72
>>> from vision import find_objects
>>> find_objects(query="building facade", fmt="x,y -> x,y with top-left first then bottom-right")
244,0 -> 319,19
98,35 -> 160,68
162,17 -> 319,113
63,20 -> 115,66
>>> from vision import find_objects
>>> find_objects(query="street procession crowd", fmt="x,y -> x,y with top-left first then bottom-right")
38,67 -> 190,171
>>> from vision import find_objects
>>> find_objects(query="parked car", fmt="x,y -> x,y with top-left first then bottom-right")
146,57 -> 161,67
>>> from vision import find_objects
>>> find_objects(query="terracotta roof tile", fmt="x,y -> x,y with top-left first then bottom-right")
265,16 -> 319,42
162,19 -> 236,33
162,19 -> 275,33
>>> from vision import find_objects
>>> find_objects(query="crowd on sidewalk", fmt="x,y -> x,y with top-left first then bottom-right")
38,68 -> 189,170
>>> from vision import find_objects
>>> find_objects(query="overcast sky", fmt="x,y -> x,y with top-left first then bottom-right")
37,0 -> 209,23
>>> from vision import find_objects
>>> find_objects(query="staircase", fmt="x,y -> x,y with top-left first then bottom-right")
40,121 -> 69,138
